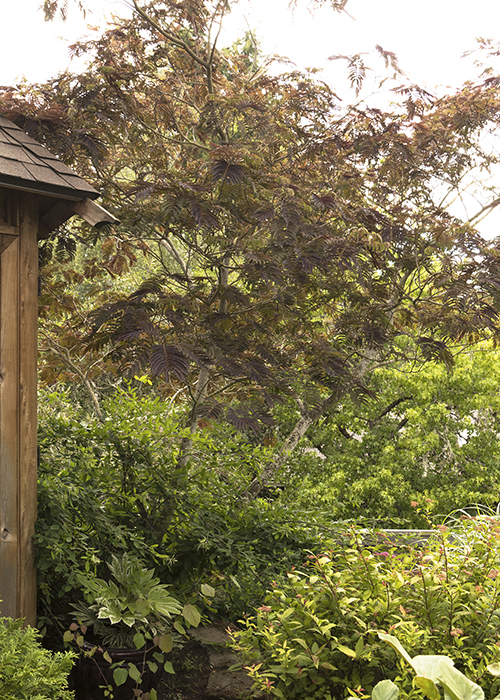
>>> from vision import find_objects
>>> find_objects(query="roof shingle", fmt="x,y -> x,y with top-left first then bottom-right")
0,116 -> 99,200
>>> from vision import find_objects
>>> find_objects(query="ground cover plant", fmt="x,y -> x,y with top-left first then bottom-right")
231,517 -> 500,700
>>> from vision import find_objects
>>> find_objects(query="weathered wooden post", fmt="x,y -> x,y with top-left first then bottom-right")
0,115 -> 116,625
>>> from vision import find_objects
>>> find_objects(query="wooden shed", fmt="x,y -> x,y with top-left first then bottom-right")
0,115 -> 116,626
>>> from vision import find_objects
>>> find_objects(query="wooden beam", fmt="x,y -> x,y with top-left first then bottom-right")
0,236 -> 20,620
69,198 -> 119,227
0,235 -> 18,255
0,225 -> 20,236
0,192 -> 37,626
18,192 -> 38,626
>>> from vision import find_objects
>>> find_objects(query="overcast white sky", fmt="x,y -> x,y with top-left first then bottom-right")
2,0 -> 500,237
3,0 -> 500,90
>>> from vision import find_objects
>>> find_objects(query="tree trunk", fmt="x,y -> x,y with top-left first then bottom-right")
177,367 -> 211,467
177,256 -> 230,466
247,349 -> 383,496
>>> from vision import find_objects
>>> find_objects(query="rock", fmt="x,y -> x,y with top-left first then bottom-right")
188,624 -> 265,700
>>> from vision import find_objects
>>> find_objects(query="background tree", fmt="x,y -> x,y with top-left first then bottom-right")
281,342 -> 500,525
4,0 -> 500,492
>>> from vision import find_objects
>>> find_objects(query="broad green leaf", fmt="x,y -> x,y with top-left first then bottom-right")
113,667 -> 129,687
337,644 -> 356,658
63,631 -> 73,643
134,598 -> 151,617
378,633 -> 414,669
412,657 -> 484,700
103,651 -> 112,664
372,679 -> 400,700
201,583 -> 215,597
320,662 -> 336,671
174,620 -> 185,635
163,661 -> 175,674
414,676 -> 440,700
128,662 -> 141,682
157,634 -> 173,653
488,663 -> 500,677
292,638 -> 309,650
133,632 -> 146,650
355,636 -> 364,658
412,655 -> 455,680
182,603 -> 201,627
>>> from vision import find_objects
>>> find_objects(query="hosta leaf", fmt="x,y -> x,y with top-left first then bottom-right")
372,679 -> 400,700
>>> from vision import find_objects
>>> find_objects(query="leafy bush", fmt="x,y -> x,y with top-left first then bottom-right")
231,519 -> 500,700
0,617 -> 75,700
36,384 -> 334,642
70,553 -> 186,649
36,384 -> 187,643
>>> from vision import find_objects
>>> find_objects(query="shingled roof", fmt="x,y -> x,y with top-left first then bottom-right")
0,116 -> 99,200
0,116 -> 117,235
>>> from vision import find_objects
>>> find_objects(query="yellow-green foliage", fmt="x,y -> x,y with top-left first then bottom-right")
232,520 -> 500,700
290,344 -> 500,526
0,617 -> 75,700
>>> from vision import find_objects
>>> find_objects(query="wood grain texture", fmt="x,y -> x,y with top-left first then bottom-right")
18,192 -> 38,626
0,235 -> 20,620
0,225 -> 20,236
0,192 -> 37,625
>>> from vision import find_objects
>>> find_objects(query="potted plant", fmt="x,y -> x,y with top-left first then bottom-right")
64,553 -> 212,700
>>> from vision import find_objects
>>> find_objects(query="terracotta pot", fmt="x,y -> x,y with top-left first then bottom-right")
71,642 -> 165,700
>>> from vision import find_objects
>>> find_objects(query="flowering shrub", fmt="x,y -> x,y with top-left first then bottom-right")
231,519 -> 500,700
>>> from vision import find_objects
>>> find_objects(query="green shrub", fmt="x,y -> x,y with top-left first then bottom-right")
36,384 -> 335,641
231,519 -> 500,700
36,384 -> 185,643
0,617 -> 75,700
